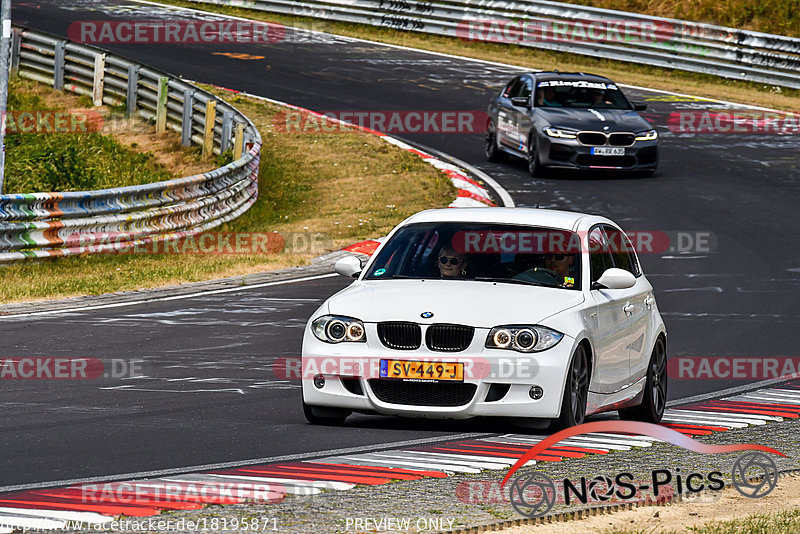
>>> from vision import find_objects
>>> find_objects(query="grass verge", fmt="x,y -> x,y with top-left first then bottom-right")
151,0 -> 799,111
0,85 -> 455,303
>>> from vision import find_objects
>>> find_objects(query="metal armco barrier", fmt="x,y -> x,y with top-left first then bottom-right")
0,27 -> 262,264
186,0 -> 800,89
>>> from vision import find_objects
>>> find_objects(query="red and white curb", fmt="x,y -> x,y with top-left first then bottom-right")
2,380 -> 800,531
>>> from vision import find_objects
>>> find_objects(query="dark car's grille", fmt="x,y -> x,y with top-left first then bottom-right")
378,322 -> 421,350
368,380 -> 477,406
577,132 -> 606,146
425,324 -> 474,352
608,133 -> 635,146
576,154 -> 637,168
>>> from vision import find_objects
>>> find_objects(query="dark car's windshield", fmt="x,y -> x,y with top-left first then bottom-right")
365,223 -> 582,290
535,80 -> 631,109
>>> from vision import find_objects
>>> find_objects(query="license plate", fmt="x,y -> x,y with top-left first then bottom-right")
591,147 -> 625,156
380,360 -> 464,382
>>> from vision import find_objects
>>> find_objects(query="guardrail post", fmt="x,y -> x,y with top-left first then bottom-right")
53,41 -> 66,91
181,88 -> 195,146
203,100 -> 217,156
156,76 -> 168,134
92,53 -> 106,106
220,111 -> 233,154
10,28 -> 21,76
126,65 -> 139,118
234,123 -> 245,159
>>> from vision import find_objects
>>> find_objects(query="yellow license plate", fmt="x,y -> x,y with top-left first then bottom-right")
380,360 -> 464,382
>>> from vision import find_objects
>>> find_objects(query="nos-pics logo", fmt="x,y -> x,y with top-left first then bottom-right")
502,421 -> 782,519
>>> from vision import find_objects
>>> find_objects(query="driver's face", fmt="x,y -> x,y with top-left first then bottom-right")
545,254 -> 573,277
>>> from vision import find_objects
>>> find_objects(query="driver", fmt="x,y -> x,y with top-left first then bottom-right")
437,246 -> 468,279
544,253 -> 575,287
537,87 -> 562,107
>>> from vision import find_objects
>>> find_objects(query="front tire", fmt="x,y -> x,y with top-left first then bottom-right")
551,345 -> 589,430
527,135 -> 545,177
619,337 -> 667,423
302,399 -> 350,425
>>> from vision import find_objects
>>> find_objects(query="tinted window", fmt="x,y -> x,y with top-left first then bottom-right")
604,225 -> 641,277
365,223 -> 582,290
518,77 -> 533,99
504,77 -> 525,98
535,80 -> 632,109
588,226 -> 614,283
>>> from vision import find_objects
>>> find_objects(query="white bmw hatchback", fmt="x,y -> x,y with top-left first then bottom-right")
301,208 -> 667,429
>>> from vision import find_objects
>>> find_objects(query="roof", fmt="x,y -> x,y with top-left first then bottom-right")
533,72 -> 614,84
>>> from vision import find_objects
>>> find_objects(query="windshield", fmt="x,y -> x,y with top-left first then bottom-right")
365,223 -> 582,290
535,80 -> 631,109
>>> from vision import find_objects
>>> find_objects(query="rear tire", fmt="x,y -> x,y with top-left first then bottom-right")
302,399 -> 350,425
619,337 -> 667,423
485,120 -> 505,162
550,345 -> 589,430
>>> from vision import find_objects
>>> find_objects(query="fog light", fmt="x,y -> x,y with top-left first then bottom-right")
313,374 -> 326,389
529,386 -> 544,400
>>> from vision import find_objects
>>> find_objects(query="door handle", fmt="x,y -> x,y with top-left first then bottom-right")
623,304 -> 635,314
645,297 -> 656,307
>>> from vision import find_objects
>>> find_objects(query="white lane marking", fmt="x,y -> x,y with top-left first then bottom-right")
498,433 -> 653,448
317,455 -> 471,473
385,451 -> 515,469
734,394 -> 800,405
198,474 -> 353,491
367,451 -> 510,470
345,454 -> 481,474
491,436 -> 631,451
668,374 -> 800,407
769,388 -> 800,396
670,408 -> 781,422
0,508 -> 112,524
659,414 -> 750,428
0,273 -> 339,319
0,432 -> 492,493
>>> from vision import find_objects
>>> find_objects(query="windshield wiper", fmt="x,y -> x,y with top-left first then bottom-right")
473,277 -> 548,287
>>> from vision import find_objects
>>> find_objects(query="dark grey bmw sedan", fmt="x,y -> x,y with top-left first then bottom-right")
486,72 -> 659,176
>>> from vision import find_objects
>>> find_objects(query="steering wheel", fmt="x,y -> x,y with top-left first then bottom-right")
513,267 -> 561,285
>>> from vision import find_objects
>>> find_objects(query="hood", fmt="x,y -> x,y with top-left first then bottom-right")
326,280 -> 584,327
536,107 -> 650,133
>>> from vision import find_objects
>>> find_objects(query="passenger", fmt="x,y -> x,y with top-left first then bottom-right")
437,246 -> 468,279
544,253 -> 575,287
537,87 -> 562,107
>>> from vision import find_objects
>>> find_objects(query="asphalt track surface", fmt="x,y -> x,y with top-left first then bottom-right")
4,0 -> 799,487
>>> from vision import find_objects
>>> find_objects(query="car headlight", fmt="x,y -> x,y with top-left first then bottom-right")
635,129 -> 658,141
312,315 -> 366,343
544,127 -> 577,139
485,325 -> 564,353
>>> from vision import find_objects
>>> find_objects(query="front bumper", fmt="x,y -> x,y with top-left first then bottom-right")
300,324 -> 579,420
538,135 -> 658,171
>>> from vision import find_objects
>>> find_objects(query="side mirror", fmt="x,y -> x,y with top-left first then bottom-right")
633,102 -> 647,111
511,96 -> 530,108
334,256 -> 362,278
594,268 -> 636,290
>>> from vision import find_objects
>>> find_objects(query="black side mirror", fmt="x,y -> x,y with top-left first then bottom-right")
633,102 -> 647,111
510,97 -> 530,108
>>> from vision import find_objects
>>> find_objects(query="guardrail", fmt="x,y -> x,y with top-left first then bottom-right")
0,27 -> 262,264
187,0 -> 800,89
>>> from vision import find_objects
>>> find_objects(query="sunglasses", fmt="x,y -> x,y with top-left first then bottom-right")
439,256 -> 464,266
545,254 -> 568,261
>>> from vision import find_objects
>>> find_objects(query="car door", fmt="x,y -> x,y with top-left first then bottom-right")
587,225 -> 633,394
497,76 -> 527,151
604,225 -> 653,385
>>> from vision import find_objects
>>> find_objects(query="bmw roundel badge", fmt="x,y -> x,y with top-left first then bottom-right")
420,311 -> 434,318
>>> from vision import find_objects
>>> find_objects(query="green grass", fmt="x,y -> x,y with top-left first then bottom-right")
3,78 -> 172,193
0,87 -> 455,303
